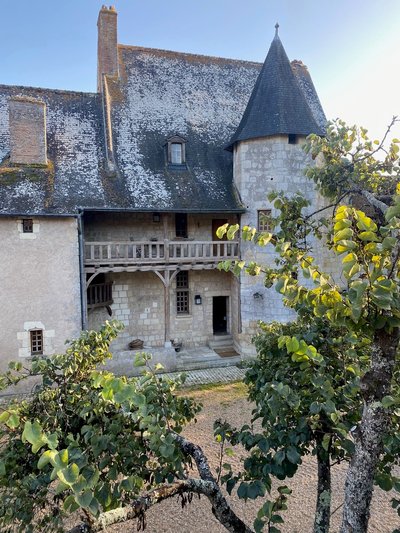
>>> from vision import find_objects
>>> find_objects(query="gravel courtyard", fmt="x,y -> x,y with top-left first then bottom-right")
107,381 -> 398,533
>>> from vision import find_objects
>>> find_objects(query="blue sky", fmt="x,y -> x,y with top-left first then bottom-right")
1,0 -> 399,140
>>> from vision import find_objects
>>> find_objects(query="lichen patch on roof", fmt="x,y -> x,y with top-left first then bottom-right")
0,85 -> 105,214
0,40 -> 325,216
107,46 -> 260,211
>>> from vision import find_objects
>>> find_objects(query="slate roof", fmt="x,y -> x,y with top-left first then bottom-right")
104,46 -> 261,212
0,39 -> 325,216
0,85 -> 105,215
227,33 -> 326,150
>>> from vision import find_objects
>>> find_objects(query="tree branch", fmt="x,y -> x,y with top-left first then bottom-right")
68,433 -> 254,533
67,480 -> 209,533
171,431 -> 253,532
357,187 -> 389,214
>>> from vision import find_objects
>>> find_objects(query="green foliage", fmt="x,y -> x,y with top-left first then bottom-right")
304,119 -> 400,199
0,321 -> 201,532
216,317 -> 366,529
217,119 -> 400,529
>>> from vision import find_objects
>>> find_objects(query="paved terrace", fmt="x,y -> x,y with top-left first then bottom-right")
161,365 -> 246,387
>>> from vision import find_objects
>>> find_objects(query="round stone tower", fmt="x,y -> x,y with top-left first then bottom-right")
226,26 -> 327,355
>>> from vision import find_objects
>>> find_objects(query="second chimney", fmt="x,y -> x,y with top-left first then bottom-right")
97,5 -> 118,92
9,97 -> 47,165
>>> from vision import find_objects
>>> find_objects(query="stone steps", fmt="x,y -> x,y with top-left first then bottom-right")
176,354 -> 242,372
208,334 -> 238,358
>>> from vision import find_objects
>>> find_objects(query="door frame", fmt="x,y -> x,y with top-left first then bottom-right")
211,293 -> 230,335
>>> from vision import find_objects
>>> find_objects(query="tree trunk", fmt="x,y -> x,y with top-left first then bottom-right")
340,328 -> 399,533
313,439 -> 331,533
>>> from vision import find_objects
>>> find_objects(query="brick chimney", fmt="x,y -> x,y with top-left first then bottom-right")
9,97 -> 47,165
97,5 -> 118,92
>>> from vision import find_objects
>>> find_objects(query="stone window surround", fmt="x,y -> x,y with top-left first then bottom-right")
17,321 -> 55,358
17,218 -> 40,239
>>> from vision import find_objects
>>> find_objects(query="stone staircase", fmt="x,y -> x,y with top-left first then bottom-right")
175,336 -> 241,372
208,334 -> 238,357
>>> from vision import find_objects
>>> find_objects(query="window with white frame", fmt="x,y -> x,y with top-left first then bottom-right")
171,143 -> 183,164
166,135 -> 187,165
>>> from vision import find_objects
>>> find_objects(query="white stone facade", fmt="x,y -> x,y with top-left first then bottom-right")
0,217 -> 82,371
233,135 -> 338,352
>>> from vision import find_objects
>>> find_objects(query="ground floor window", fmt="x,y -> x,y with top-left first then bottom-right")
176,271 -> 189,314
30,329 -> 43,355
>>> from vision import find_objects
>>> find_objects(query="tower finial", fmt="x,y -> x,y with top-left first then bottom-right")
275,22 -> 279,37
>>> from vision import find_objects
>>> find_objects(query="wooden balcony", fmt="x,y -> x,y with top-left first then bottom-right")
87,282 -> 113,308
84,240 -> 239,271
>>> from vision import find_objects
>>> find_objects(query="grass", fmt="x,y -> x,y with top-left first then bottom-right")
179,381 -> 248,403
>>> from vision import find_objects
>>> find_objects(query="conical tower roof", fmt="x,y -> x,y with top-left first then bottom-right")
226,26 -> 325,150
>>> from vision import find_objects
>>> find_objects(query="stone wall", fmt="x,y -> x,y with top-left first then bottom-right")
88,269 -> 236,352
9,97 -> 47,165
84,212 -> 238,242
0,217 -> 81,370
233,135 -> 339,353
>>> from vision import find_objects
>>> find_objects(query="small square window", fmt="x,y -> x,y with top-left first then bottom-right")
288,134 -> 297,145
258,210 -> 272,231
30,329 -> 43,355
22,219 -> 33,233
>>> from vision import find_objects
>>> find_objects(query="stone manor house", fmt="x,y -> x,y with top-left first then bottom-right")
0,6 -> 327,373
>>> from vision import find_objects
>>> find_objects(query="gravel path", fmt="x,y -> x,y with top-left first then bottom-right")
105,382 -> 399,533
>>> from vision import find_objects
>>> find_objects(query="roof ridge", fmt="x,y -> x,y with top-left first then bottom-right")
0,83 -> 98,98
118,44 -> 262,67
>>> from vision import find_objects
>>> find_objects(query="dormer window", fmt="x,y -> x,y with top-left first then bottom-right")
166,135 -> 187,166
171,143 -> 183,164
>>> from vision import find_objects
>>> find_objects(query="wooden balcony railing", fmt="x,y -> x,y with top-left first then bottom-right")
87,282 -> 113,308
84,240 -> 239,267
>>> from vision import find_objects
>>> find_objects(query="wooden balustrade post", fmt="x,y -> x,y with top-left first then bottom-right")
164,271 -> 171,347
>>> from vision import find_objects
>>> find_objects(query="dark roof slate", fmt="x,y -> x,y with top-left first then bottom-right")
0,85 -> 106,215
227,34 -> 325,149
0,40 -> 325,216
105,46 -> 261,212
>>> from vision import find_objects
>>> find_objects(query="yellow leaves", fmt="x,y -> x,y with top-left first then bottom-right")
355,210 -> 377,232
321,290 -> 342,307
333,219 -> 352,231
333,228 -> 354,242
358,231 -> 379,242
335,205 -> 351,220
334,240 -> 357,254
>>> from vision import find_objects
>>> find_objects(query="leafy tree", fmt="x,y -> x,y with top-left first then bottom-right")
0,322 -> 251,533
217,118 -> 400,533
1,120 -> 400,533
214,316 -> 369,533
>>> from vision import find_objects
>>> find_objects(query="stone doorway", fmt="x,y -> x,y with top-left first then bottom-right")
213,296 -> 228,334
